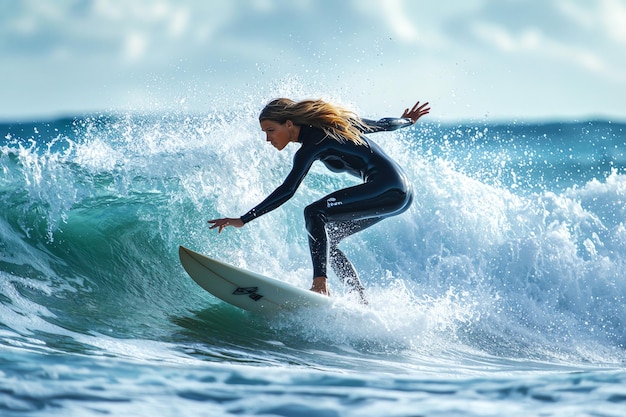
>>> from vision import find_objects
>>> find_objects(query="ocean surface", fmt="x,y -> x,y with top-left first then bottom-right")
1,106 -> 625,416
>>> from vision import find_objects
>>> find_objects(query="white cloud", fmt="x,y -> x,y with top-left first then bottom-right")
601,0 -> 626,43
168,7 -> 190,38
471,21 -> 607,74
557,0 -> 626,44
471,23 -> 539,52
123,32 -> 148,63
382,0 -> 419,41
0,0 -> 624,121
555,1 -> 595,28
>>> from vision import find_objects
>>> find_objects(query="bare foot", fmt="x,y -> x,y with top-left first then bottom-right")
311,276 -> 330,296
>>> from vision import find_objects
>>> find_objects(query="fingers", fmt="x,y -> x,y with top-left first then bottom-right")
414,102 -> 431,118
403,101 -> 431,123
208,218 -> 243,233
414,101 -> 430,113
207,219 -> 227,233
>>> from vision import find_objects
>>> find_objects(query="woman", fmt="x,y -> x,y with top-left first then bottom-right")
208,98 -> 430,303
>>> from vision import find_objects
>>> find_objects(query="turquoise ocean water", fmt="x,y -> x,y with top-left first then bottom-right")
1,102 -> 625,416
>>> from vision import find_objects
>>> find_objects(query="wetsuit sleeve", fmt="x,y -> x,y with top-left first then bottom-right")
240,148 -> 316,224
360,118 -> 414,133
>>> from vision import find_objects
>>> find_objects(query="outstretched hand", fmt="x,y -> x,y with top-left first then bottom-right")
402,101 -> 430,124
208,217 -> 244,233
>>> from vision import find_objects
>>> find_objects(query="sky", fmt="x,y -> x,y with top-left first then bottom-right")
1,0 -> 625,122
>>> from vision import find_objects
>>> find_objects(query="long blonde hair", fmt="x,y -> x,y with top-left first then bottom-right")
259,98 -> 367,145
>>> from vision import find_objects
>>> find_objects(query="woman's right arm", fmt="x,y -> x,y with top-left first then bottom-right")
361,101 -> 430,133
402,101 -> 430,123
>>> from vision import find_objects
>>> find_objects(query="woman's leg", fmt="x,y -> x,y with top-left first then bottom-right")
327,218 -> 381,303
304,181 -> 411,297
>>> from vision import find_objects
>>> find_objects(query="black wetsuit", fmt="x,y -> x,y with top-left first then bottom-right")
240,117 -> 414,297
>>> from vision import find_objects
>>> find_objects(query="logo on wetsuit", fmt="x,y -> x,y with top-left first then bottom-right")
233,286 -> 264,301
327,197 -> 343,208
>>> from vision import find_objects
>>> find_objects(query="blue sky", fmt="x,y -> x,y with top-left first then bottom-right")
1,0 -> 625,122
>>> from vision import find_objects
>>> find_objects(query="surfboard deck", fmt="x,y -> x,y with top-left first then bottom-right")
179,246 -> 332,314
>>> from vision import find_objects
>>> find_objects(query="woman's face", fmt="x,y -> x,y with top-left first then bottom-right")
260,120 -> 296,151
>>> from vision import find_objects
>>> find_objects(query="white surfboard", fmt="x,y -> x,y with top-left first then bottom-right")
179,246 -> 332,314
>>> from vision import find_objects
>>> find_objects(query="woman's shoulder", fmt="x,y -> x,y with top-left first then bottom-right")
299,124 -> 324,139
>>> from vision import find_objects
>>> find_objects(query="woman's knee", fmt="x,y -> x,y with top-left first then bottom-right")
304,201 -> 327,230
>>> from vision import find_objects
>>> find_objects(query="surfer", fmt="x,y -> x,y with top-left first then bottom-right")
208,98 -> 430,303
